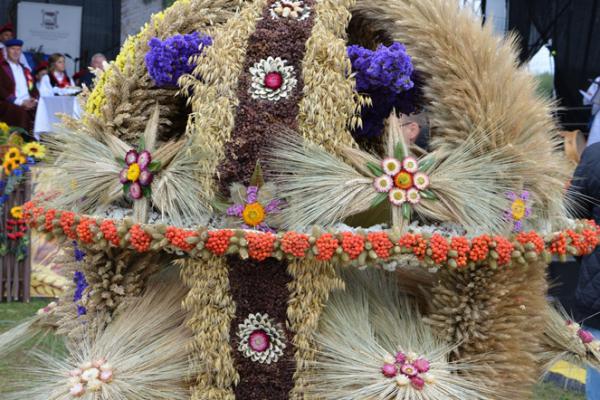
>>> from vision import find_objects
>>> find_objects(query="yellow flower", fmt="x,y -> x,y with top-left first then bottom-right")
127,163 -> 141,182
14,156 -> 25,167
5,147 -> 21,160
242,203 -> 266,227
10,206 -> 23,219
22,142 -> 46,159
0,122 -> 9,134
511,199 -> 526,221
3,159 -> 15,175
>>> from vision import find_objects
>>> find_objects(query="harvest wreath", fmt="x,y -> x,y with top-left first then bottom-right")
3,1 -> 599,399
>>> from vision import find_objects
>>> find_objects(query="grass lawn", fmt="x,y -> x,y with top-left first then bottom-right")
0,301 -> 588,399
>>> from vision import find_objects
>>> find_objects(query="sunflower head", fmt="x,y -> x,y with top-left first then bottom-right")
22,142 -> 46,160
5,147 -> 21,161
3,159 -> 15,175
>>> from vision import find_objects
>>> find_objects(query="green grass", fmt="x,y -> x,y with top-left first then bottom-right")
0,299 -> 63,390
0,301 -> 588,398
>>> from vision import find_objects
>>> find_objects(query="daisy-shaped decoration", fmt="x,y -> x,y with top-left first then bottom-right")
22,141 -> 46,160
237,313 -> 286,364
249,56 -> 297,102
380,351 -> 433,391
226,181 -> 283,232
269,1 -> 311,21
504,191 -> 531,232
119,148 -> 159,200
370,148 -> 433,217
67,358 -> 114,396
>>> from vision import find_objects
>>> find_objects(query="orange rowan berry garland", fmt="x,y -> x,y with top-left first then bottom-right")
281,232 -> 310,258
76,218 -> 96,244
165,226 -> 196,252
341,232 -> 365,260
205,230 -> 234,256
44,209 -> 57,232
450,236 -> 470,268
469,235 -> 492,263
100,220 -> 120,247
367,232 -> 394,259
129,225 -> 152,252
315,233 -> 339,261
246,232 -> 276,261
429,234 -> 449,265
59,211 -> 77,239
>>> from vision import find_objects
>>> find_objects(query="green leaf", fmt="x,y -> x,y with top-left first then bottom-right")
394,142 -> 406,160
137,137 -> 146,152
370,192 -> 388,208
249,161 -> 265,188
116,157 -> 125,166
418,157 -> 436,172
142,185 -> 152,198
148,161 -> 162,172
367,161 -> 384,176
123,183 -> 131,195
420,189 -> 438,200
402,202 -> 412,220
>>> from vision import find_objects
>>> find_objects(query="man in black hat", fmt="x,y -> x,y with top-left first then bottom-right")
0,38 -> 38,130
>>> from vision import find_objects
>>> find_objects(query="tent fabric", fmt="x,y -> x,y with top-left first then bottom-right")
508,0 -> 600,131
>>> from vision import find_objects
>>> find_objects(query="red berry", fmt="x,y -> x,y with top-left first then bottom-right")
264,72 -> 283,90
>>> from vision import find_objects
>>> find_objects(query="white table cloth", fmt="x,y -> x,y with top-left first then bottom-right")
33,96 -> 82,139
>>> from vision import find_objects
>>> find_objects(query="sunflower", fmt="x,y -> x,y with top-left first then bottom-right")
22,142 -> 46,159
5,147 -> 21,161
0,122 -> 9,134
3,159 -> 16,175
10,206 -> 23,219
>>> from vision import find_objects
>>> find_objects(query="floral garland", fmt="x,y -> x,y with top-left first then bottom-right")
0,141 -> 45,261
23,201 -> 600,271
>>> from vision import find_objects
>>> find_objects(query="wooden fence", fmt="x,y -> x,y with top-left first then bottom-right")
0,177 -> 31,302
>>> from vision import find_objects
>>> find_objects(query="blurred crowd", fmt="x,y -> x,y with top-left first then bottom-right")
0,22 -> 107,131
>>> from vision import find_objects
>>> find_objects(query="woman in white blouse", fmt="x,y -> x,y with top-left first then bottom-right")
38,53 -> 75,97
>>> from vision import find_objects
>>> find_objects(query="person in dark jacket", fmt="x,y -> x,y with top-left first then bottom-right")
571,141 -> 600,399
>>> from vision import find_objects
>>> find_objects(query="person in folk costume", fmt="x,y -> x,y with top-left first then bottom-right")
0,22 -> 32,70
38,53 -> 75,97
34,61 -> 49,92
0,38 -> 38,131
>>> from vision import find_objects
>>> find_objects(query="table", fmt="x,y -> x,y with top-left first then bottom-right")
33,96 -> 82,139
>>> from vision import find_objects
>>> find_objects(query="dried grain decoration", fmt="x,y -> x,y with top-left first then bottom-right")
308,268 -> 497,400
351,0 -> 573,232
44,113 -> 210,225
267,119 -> 540,234
180,0 -> 268,203
296,0 -> 365,157
287,259 -> 345,399
5,268 -> 194,400
181,257 -> 238,400
83,0 -> 242,144
424,261 -> 548,398
538,303 -> 600,374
